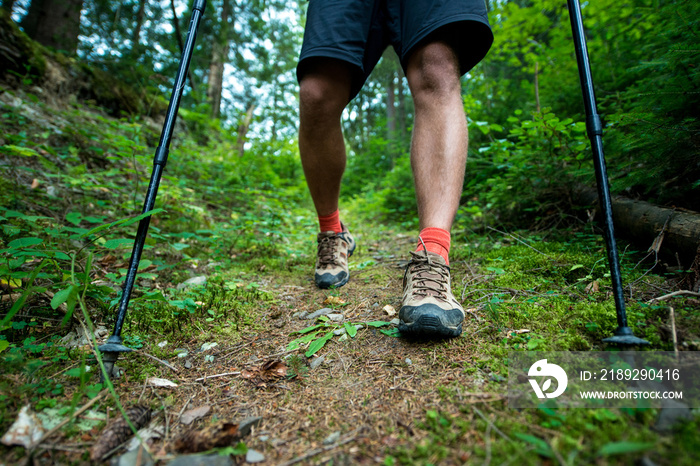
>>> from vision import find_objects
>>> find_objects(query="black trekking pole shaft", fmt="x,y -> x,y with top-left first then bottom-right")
99,0 -> 206,368
566,0 -> 647,345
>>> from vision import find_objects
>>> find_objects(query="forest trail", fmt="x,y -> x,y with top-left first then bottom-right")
105,231 -> 507,465
75,222 -> 694,465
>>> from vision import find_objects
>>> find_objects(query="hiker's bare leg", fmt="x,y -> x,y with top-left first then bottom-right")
406,41 -> 467,231
298,60 -> 353,216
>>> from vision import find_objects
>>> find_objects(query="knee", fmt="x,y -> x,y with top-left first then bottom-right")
299,73 -> 350,124
406,42 -> 461,105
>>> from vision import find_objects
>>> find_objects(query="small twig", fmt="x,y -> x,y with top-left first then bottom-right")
137,351 -> 179,373
176,395 -> 195,423
194,371 -> 241,382
486,226 -> 551,257
37,444 -> 86,453
483,423 -> 492,466
252,348 -> 298,361
389,387 -> 416,394
648,290 -> 700,303
279,428 -> 361,466
670,306 -> 679,361
30,390 -> 107,449
472,407 -> 512,443
137,378 -> 149,404
221,339 -> 257,359
48,362 -> 80,379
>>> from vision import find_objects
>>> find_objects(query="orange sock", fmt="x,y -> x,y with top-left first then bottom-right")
318,210 -> 342,233
416,227 -> 451,265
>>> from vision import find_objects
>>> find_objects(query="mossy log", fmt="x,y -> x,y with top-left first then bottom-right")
575,188 -> 700,265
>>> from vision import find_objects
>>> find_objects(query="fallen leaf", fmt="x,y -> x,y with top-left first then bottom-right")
200,342 -> 218,352
31,179 -> 40,189
240,360 -> 287,386
324,296 -> 345,306
180,405 -> 211,425
383,305 -> 396,316
125,423 -> 165,451
261,360 -> 287,378
1,405 -> 45,448
147,377 -> 178,388
585,281 -> 599,294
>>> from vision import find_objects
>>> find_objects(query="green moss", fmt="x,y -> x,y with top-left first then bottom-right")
0,9 -> 46,79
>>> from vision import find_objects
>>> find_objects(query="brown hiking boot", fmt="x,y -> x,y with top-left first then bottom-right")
398,250 -> 464,338
314,225 -> 356,289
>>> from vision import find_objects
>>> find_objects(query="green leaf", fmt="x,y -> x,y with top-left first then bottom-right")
527,339 -> 544,350
80,208 -> 165,238
344,322 -> 357,338
0,340 -> 9,352
65,367 -> 84,377
65,212 -> 82,226
103,238 -> 134,249
286,331 -> 320,351
0,144 -> 39,157
305,331 -> 334,357
514,433 -> 553,458
598,442 -> 655,457
51,285 -> 78,310
365,321 -> 390,328
8,237 -> 44,249
380,328 -> 401,338
0,261 -> 47,329
292,324 -> 324,335
171,243 -> 189,251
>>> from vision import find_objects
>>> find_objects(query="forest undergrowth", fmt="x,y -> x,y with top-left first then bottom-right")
1,85 -> 699,465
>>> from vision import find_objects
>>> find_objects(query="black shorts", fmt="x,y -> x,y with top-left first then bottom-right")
297,0 -> 493,100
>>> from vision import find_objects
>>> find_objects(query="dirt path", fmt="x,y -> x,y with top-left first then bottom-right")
116,232 -> 502,465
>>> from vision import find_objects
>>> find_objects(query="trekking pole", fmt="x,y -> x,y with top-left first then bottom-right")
566,0 -> 648,345
98,0 -> 207,378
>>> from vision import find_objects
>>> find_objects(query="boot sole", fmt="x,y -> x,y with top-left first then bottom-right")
399,315 -> 462,338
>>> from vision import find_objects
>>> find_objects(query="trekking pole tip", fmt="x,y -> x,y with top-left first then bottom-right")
602,326 -> 650,346
98,335 -> 134,381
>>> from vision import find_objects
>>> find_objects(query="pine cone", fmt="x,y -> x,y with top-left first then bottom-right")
171,421 -> 239,453
90,405 -> 152,461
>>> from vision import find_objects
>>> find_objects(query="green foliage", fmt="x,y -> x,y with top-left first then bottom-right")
605,0 -> 700,208
467,109 -> 590,227
286,316 -> 396,357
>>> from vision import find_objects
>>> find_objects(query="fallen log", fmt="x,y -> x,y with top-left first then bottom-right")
574,188 -> 700,266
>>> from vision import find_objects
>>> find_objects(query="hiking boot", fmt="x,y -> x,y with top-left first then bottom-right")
314,225 -> 356,289
398,250 -> 464,338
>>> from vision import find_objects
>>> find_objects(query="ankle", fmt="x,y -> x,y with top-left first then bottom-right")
416,227 -> 451,265
318,209 -> 343,233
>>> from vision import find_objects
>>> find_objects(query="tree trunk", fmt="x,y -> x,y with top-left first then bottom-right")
387,69 -> 396,141
131,0 -> 146,55
534,61 -> 541,113
207,0 -> 232,119
397,69 -> 406,147
575,188 -> 700,265
169,0 -> 184,55
236,103 -> 256,157
170,0 -> 196,90
21,0 -> 82,54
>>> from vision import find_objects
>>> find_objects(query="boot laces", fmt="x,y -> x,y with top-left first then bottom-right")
317,234 -> 341,268
406,249 -> 450,302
